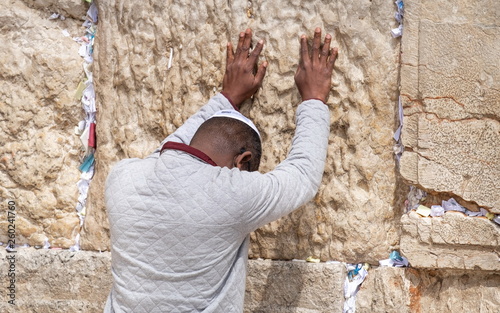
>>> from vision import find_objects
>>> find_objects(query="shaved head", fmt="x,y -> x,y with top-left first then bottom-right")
190,117 -> 262,171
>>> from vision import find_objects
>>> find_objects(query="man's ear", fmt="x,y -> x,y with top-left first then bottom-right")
234,151 -> 252,171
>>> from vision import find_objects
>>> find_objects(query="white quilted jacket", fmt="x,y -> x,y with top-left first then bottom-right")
104,93 -> 330,312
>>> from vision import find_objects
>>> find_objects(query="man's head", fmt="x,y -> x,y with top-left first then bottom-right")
190,111 -> 262,171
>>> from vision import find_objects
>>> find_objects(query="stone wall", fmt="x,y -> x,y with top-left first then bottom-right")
0,0 -> 87,248
2,249 -> 499,313
1,0 -> 499,312
84,0 -> 403,263
399,0 -> 500,212
398,0 -> 500,271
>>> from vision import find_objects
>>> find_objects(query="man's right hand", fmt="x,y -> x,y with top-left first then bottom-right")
294,28 -> 338,103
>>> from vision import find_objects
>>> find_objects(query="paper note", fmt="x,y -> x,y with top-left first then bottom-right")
80,126 -> 90,152
430,205 -> 444,217
88,123 -> 96,148
344,263 -> 369,313
79,153 -> 95,172
416,205 -> 431,217
74,81 -> 86,100
168,48 -> 174,69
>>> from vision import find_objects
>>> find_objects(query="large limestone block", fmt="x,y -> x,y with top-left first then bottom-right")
86,0 -> 402,263
0,248 -> 111,313
400,0 -> 500,212
0,248 -> 346,313
245,260 -> 345,313
2,248 -> 498,313
356,267 -> 500,313
20,0 -> 88,20
0,1 -> 88,248
400,211 -> 500,271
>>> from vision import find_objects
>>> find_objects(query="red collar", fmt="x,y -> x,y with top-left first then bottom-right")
160,141 -> 217,166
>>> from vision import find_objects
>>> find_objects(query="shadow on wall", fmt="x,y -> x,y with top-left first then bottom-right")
404,268 -> 500,312
245,260 -> 346,312
245,261 -> 306,313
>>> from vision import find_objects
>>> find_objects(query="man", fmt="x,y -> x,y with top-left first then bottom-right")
105,27 -> 338,312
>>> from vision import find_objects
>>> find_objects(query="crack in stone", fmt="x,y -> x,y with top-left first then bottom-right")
403,109 -> 500,124
401,93 -> 465,107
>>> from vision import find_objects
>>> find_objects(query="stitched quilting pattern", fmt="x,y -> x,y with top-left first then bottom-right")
104,97 -> 330,312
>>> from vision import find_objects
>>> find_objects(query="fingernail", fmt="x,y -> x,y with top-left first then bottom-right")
326,34 -> 332,39
258,39 -> 264,44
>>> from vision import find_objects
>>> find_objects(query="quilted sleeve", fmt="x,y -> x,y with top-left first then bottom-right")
238,99 -> 331,232
153,93 -> 234,153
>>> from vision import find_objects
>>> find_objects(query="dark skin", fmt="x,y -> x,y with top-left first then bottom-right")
191,27 -> 338,170
295,28 -> 338,103
221,29 -> 268,109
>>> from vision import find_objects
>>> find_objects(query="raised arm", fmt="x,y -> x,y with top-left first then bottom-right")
240,28 -> 339,231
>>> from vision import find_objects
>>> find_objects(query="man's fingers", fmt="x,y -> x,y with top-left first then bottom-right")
243,28 -> 252,49
327,47 -> 339,71
248,39 -> 264,68
235,31 -> 246,57
312,27 -> 321,62
226,42 -> 235,64
235,29 -> 252,61
254,61 -> 268,87
320,34 -> 332,61
299,35 -> 310,67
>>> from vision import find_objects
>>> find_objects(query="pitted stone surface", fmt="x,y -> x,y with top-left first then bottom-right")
2,1 -> 500,311
0,248 -> 111,313
2,249 -> 498,313
245,259 -> 345,313
85,0 -> 402,263
400,0 -> 500,212
0,249 -> 346,313
0,0 -> 87,248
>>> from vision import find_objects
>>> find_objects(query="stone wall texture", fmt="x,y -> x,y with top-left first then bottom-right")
0,0 -> 87,248
356,266 -> 500,313
2,249 -> 498,313
1,0 -> 499,312
85,0 -> 403,263
399,0 -> 500,212
401,211 -> 500,271
396,0 -> 500,279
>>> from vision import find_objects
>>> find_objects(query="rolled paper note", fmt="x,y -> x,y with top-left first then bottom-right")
306,256 -> 320,263
416,205 -> 431,217
74,81 -> 86,100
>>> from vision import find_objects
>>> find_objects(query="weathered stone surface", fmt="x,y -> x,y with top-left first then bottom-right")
400,211 -> 500,271
20,0 -> 88,20
245,260 -> 345,313
0,248 -> 347,312
400,0 -> 500,212
357,267 -> 500,313
0,248 -> 111,313
85,0 -> 402,263
2,249 -> 498,313
0,0 -> 88,248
